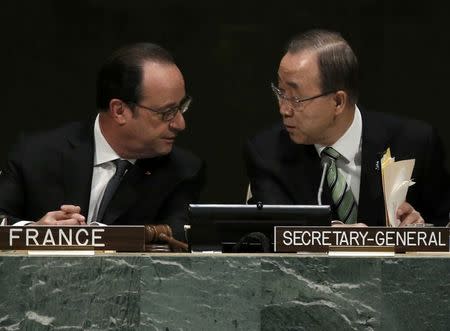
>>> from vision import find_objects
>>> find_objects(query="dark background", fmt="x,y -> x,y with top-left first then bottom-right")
2,0 -> 450,203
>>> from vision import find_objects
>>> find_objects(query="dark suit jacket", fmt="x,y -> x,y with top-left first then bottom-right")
245,111 -> 450,226
0,120 -> 205,240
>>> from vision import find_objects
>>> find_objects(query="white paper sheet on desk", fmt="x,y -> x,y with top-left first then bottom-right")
382,158 -> 415,227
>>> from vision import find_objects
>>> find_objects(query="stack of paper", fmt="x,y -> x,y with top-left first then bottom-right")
381,148 -> 415,227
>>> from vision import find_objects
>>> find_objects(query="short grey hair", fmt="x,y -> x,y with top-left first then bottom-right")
286,29 -> 359,104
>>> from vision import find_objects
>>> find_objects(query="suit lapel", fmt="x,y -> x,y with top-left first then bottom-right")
100,162 -> 140,225
60,120 -> 185,224
62,121 -> 95,217
278,130 -> 332,205
358,111 -> 391,225
102,155 -> 181,224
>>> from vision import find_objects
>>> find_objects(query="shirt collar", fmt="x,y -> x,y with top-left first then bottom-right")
315,105 -> 362,163
93,114 -> 136,166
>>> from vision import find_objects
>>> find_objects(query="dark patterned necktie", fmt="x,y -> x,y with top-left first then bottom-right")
96,159 -> 131,223
321,147 -> 357,224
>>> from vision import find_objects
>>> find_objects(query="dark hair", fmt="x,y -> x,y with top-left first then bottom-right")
286,29 -> 359,104
96,43 -> 175,111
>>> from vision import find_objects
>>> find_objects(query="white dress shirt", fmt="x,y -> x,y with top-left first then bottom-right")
88,115 -> 135,223
315,106 -> 363,203
11,115 -> 135,226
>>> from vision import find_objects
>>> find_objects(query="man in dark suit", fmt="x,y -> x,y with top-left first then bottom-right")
245,29 -> 450,226
0,43 -> 204,239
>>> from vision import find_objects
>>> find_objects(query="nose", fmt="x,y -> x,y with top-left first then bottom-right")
278,100 -> 293,117
169,111 -> 186,132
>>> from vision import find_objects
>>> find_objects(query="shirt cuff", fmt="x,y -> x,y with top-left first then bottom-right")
12,221 -> 34,226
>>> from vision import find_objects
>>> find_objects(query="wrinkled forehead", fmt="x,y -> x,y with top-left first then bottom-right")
278,51 -> 321,89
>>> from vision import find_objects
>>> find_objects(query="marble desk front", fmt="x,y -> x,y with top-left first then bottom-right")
0,253 -> 449,330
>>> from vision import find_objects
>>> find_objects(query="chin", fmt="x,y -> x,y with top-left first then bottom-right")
156,144 -> 174,156
288,132 -> 309,145
131,146 -> 172,159
145,140 -> 175,157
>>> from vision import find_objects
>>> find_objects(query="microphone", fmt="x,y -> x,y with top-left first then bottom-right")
317,158 -> 330,205
145,224 -> 189,252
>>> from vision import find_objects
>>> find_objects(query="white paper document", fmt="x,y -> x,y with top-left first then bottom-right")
381,148 -> 415,227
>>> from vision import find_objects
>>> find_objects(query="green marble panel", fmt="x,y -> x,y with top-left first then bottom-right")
380,257 -> 450,331
0,256 -> 142,330
260,257 -> 382,330
140,256 -> 262,330
0,254 -> 449,330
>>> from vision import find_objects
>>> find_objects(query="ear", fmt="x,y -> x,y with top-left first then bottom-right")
109,99 -> 128,125
333,91 -> 347,115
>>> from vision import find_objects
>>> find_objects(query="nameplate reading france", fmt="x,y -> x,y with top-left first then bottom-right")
0,226 -> 145,252
274,227 -> 449,252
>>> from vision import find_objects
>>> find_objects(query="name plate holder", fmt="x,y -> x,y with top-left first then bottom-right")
274,227 -> 450,253
0,226 -> 146,253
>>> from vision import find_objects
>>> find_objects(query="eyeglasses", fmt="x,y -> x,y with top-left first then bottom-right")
271,83 -> 336,110
128,95 -> 192,122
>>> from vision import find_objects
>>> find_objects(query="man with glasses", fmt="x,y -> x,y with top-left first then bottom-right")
0,43 -> 204,239
245,29 -> 450,226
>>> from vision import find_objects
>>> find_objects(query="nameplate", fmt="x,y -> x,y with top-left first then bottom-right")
0,226 -> 145,252
274,227 -> 449,253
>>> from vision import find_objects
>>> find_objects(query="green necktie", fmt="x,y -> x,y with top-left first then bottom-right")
321,147 -> 357,224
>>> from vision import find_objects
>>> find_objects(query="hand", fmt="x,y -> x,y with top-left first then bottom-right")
331,220 -> 368,227
396,202 -> 425,227
35,205 -> 86,225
